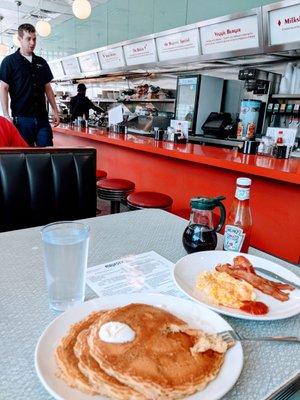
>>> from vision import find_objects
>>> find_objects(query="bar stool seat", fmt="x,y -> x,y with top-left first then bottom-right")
96,169 -> 107,180
127,191 -> 173,210
98,179 -> 135,191
97,178 -> 135,214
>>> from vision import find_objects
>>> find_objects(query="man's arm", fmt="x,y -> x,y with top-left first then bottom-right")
0,81 -> 11,119
45,83 -> 60,127
88,99 -> 105,114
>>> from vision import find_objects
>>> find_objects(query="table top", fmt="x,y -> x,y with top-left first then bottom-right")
54,125 -> 300,184
0,209 -> 299,400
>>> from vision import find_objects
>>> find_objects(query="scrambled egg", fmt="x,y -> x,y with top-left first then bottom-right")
196,271 -> 255,309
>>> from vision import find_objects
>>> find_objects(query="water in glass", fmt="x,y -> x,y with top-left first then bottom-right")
42,222 -> 90,311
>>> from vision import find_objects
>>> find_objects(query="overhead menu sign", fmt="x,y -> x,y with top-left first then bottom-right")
99,47 -> 125,69
156,29 -> 200,61
49,61 -> 65,79
268,3 -> 300,46
123,39 -> 156,65
78,52 -> 100,74
200,15 -> 259,54
62,57 -> 80,76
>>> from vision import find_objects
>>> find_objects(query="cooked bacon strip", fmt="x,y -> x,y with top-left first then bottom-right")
233,256 -> 295,291
233,256 -> 255,274
216,263 -> 290,302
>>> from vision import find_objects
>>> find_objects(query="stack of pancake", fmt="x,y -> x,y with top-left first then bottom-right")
55,303 -> 231,399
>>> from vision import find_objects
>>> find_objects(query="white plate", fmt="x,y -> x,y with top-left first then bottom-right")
173,250 -> 300,321
35,293 -> 243,400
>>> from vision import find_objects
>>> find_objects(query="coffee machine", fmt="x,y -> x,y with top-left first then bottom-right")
238,68 -> 281,137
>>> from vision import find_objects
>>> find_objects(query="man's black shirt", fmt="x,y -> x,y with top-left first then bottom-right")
70,94 -> 104,120
0,49 -> 53,118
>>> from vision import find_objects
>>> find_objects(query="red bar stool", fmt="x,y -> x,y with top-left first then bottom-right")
95,170 -> 108,215
97,178 -> 135,214
96,169 -> 107,181
127,191 -> 173,211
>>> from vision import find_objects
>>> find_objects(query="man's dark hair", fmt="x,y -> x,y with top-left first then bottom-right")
18,24 -> 36,38
77,83 -> 87,92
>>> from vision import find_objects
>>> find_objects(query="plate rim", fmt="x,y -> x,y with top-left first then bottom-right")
172,250 -> 300,321
35,293 -> 244,400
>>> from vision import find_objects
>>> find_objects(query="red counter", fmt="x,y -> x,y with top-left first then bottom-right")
53,125 -> 300,264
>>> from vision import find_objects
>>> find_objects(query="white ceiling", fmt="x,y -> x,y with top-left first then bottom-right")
0,0 -> 107,39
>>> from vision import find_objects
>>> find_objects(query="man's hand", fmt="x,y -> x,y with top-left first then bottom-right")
52,112 -> 60,127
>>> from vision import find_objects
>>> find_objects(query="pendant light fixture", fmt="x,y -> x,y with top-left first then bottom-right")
35,0 -> 51,37
72,0 -> 91,20
0,16 -> 9,56
36,19 -> 51,37
13,1 -> 22,47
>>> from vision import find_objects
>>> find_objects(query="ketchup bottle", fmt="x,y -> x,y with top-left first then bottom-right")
223,177 -> 252,253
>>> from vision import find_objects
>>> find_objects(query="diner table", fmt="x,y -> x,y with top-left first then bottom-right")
0,209 -> 299,400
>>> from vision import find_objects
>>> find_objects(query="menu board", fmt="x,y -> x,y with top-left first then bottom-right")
200,15 -> 259,54
156,29 -> 200,61
124,39 -> 156,65
49,61 -> 65,79
78,52 -> 100,74
268,3 -> 300,46
62,57 -> 80,76
98,46 -> 125,69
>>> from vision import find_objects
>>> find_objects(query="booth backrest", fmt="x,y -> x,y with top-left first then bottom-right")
0,147 -> 96,232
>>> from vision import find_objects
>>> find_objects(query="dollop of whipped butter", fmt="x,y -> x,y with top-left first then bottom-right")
99,321 -> 136,343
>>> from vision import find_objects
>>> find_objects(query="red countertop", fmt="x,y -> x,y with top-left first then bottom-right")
53,125 -> 300,185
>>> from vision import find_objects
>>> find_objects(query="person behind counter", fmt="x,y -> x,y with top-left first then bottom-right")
70,83 -> 104,121
0,23 -> 60,147
0,116 -> 28,147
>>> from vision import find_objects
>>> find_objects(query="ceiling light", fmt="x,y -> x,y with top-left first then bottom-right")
36,20 -> 51,37
72,0 -> 91,20
13,33 -> 20,47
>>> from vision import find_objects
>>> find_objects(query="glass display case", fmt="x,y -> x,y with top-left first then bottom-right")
174,75 -> 200,134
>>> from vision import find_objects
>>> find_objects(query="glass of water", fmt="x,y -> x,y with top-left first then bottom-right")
41,221 -> 90,312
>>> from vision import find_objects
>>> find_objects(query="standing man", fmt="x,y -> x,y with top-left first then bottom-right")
0,23 -> 59,146
70,83 -> 104,121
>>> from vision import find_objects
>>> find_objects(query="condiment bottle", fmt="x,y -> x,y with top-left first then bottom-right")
182,196 -> 226,254
276,130 -> 284,145
223,177 -> 252,253
272,130 -> 286,158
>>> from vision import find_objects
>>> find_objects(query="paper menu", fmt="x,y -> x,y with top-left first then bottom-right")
108,105 -> 123,126
170,120 -> 189,138
266,127 -> 298,146
86,251 -> 186,299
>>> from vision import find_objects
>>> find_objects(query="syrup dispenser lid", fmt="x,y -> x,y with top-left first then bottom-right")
190,196 -> 225,210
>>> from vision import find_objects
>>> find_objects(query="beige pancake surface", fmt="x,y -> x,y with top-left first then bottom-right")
88,303 -> 229,399
55,311 -> 103,395
74,328 -> 145,399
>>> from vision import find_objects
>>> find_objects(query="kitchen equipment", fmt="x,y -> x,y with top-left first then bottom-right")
175,75 -> 200,134
238,99 -> 262,139
201,112 -> 233,139
182,196 -> 226,254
